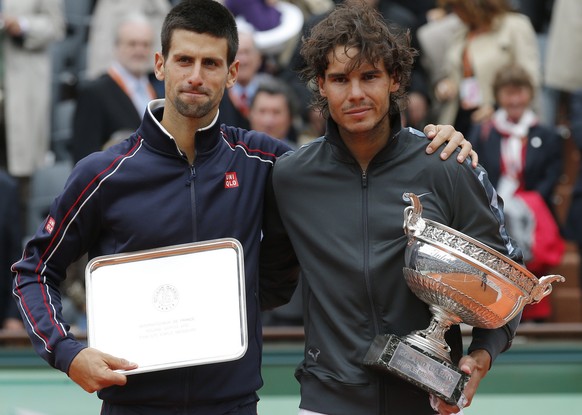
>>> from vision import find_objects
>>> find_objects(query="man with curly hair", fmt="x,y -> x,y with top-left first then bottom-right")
261,1 -> 522,414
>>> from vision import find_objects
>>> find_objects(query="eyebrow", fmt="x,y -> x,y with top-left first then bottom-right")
326,68 -> 383,78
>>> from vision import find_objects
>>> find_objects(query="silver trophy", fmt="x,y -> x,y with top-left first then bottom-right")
364,193 -> 565,406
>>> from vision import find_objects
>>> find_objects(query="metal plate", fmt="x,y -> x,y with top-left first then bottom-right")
85,238 -> 247,375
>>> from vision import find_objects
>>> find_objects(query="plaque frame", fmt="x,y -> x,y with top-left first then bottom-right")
85,238 -> 248,375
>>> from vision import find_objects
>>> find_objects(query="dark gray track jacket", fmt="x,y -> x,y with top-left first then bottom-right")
262,115 -> 522,415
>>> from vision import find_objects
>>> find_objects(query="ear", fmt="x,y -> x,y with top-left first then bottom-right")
389,78 -> 400,93
317,76 -> 327,97
226,60 -> 239,90
154,52 -> 165,81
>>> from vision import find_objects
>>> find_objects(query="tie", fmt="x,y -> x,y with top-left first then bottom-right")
239,90 -> 249,117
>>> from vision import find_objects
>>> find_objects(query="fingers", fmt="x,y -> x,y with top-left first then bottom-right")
68,348 -> 137,393
107,355 -> 139,372
424,124 -> 467,162
468,149 -> 478,167
424,124 -> 460,147
440,132 -> 466,162
423,124 -> 478,166
99,354 -> 138,388
429,394 -> 464,415
423,123 -> 437,140
453,138 -> 472,163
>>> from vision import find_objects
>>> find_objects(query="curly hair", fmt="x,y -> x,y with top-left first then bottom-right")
299,0 -> 417,118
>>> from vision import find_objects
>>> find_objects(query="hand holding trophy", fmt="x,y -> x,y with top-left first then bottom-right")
364,193 -> 565,407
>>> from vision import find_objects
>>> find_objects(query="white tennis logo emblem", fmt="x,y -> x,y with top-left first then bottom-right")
153,284 -> 179,312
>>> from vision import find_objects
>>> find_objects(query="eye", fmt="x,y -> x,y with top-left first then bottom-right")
330,75 -> 347,84
203,58 -> 219,67
363,72 -> 379,81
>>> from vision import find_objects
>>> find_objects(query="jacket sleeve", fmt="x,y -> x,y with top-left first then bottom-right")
11,161 -> 103,373
447,161 -> 523,363
259,170 -> 300,311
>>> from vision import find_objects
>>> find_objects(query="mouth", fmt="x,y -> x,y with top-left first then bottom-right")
344,107 -> 371,117
181,88 -> 207,98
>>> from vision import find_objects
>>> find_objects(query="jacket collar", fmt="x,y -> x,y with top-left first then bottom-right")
137,99 -> 223,159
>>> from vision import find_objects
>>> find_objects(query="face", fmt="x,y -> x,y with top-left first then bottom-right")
154,29 -> 238,124
249,92 -> 292,139
116,21 -> 154,77
318,46 -> 399,139
235,32 -> 262,86
496,84 -> 533,122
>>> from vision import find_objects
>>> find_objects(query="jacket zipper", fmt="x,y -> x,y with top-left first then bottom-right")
187,165 -> 198,240
361,169 -> 379,334
362,168 -> 388,414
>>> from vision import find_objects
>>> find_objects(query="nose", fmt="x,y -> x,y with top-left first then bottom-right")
348,80 -> 365,101
187,62 -> 203,85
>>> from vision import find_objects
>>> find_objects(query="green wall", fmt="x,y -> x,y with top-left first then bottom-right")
1,340 -> 581,414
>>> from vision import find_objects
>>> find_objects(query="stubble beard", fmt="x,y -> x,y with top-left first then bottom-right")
174,95 -> 214,119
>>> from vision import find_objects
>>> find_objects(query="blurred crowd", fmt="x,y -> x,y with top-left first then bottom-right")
1,0 -> 581,331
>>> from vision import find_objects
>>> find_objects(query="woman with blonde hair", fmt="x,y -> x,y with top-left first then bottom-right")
433,0 -> 541,135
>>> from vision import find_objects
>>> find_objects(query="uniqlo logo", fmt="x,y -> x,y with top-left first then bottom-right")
225,172 -> 239,188
45,216 -> 56,234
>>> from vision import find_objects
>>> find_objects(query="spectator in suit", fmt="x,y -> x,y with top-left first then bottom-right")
219,26 -> 274,131
72,13 -> 160,162
0,169 -> 23,331
85,0 -> 171,80
248,78 -> 301,148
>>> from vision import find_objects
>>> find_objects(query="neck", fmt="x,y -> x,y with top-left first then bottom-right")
160,105 -> 218,164
338,117 -> 392,171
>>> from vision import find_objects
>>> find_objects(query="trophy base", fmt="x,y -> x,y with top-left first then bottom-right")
363,334 -> 469,406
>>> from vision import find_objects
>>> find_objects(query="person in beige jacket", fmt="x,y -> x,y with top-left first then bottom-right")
1,0 -> 65,178
430,0 -> 540,135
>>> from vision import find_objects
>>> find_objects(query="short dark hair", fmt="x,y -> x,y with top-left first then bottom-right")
250,79 -> 299,119
161,0 -> 239,65
493,63 -> 535,99
299,0 -> 416,118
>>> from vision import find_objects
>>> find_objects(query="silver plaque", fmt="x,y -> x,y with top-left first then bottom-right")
85,238 -> 247,375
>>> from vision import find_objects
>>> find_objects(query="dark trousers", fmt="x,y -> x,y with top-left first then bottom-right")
100,401 -> 258,415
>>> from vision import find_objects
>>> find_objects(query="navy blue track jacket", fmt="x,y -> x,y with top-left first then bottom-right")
12,99 -> 298,409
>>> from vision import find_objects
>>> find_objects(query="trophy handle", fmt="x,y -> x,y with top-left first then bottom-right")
403,193 -> 425,237
529,274 -> 566,303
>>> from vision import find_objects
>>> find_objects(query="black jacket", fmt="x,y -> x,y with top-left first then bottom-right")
263,115 -> 522,415
0,171 -> 22,324
72,73 -> 161,162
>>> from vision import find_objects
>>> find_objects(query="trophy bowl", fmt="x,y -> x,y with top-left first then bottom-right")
364,192 -> 565,406
402,192 -> 564,330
